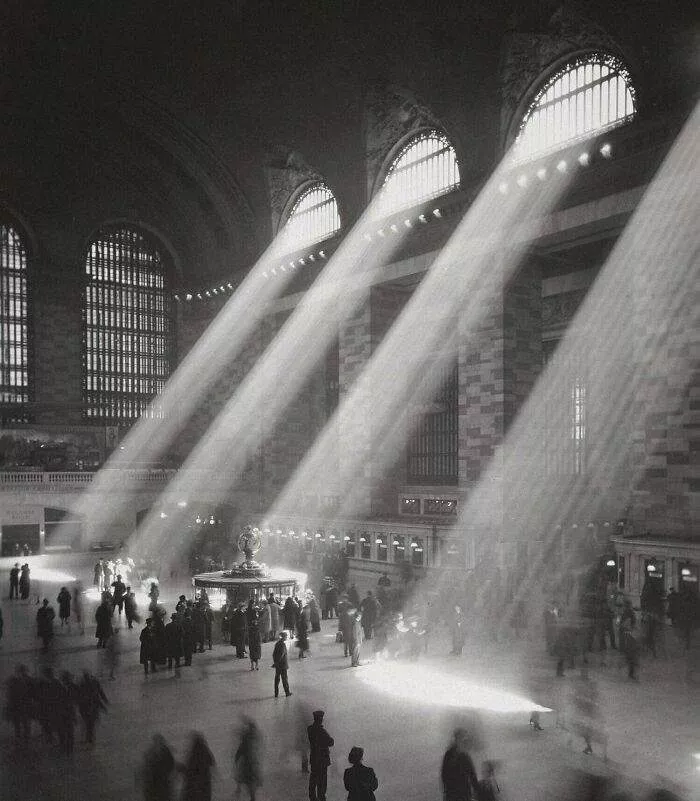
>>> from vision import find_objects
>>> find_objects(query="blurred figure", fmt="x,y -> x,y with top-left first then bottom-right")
258,598 -> 271,643
164,613 -> 184,672
360,591 -> 379,640
93,559 -> 104,592
36,598 -> 55,651
5,664 -> 32,741
57,586 -> 71,627
77,670 -> 109,744
95,594 -> 114,648
230,603 -> 247,659
179,731 -> 215,801
268,595 -> 281,641
450,605 -> 466,656
104,627 -> 121,680
308,709 -> 334,801
124,586 -> 139,629
111,574 -> 127,616
282,596 -> 298,637
619,598 -> 640,680
441,728 -> 479,801
139,733 -> 176,801
73,582 -> 85,634
148,582 -> 160,612
308,595 -> 321,632
57,670 -> 78,755
344,746 -> 378,801
234,718 -> 262,801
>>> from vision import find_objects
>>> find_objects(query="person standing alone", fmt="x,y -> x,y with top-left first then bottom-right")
9,563 -> 20,599
308,710 -> 334,801
272,631 -> 292,697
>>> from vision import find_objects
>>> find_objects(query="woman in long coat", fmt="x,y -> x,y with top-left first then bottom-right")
258,599 -> 272,643
234,718 -> 262,801
57,587 -> 71,625
19,564 -> 30,600
248,619 -> 262,670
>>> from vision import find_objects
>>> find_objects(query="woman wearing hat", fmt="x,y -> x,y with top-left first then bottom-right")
343,746 -> 378,801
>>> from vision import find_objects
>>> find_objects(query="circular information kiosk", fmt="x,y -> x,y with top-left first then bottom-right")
192,526 -> 304,606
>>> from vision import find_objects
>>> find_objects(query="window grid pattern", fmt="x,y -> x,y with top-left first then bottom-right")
283,184 -> 340,252
0,224 -> 30,403
572,378 -> 586,475
407,363 -> 458,484
515,54 -> 636,162
378,131 -> 460,215
84,228 -> 173,421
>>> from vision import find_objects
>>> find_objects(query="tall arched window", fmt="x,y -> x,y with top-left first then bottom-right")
377,130 -> 460,216
282,183 -> 340,252
514,52 -> 636,162
0,222 -> 30,405
84,226 -> 174,420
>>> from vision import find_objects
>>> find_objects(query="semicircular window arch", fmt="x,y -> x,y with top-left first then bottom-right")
514,52 -> 637,163
83,225 -> 174,421
0,220 -> 31,407
377,130 -> 460,216
282,183 -> 341,252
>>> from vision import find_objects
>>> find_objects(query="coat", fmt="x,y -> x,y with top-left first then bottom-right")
57,589 -> 71,619
164,620 -> 184,658
95,603 -> 113,641
282,599 -> 298,629
344,763 -> 378,801
269,602 -> 281,631
307,722 -> 334,767
272,638 -> 288,670
441,745 -> 478,801
248,622 -> 262,661
36,605 -> 55,638
140,625 -> 158,664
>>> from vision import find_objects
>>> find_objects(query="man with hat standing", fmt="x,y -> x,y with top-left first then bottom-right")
308,709 -> 334,801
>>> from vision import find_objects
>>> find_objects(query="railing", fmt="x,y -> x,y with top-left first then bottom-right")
0,468 -> 178,490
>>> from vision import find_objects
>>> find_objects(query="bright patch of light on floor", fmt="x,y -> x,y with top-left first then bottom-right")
30,568 -> 77,584
355,661 -> 552,714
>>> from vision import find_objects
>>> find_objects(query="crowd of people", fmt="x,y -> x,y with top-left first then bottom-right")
3,556 -> 698,801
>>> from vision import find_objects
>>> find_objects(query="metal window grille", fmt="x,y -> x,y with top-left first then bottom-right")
83,227 -> 173,421
514,53 -> 636,162
571,377 -> 586,475
0,223 -> 30,404
283,183 -> 340,252
407,363 -> 458,484
378,131 -> 460,216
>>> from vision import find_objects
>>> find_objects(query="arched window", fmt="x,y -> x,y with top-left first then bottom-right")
377,130 -> 460,216
282,183 -> 340,251
0,222 -> 30,405
84,226 -> 174,420
514,52 -> 636,162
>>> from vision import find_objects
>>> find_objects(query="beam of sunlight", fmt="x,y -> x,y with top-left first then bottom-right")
450,102 -> 700,629
265,147 -> 580,527
62,232 -> 312,544
128,197 -> 416,561
29,568 -> 78,584
356,660 -> 552,714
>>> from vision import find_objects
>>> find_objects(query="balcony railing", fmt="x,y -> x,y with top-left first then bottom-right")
0,468 -> 178,490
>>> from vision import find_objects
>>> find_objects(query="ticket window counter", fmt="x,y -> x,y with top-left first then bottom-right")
644,558 -> 665,588
679,563 -> 699,595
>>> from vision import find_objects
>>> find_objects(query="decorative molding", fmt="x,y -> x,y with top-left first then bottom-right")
264,146 -> 323,237
542,288 -> 587,329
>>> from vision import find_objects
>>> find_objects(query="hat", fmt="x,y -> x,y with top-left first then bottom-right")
348,746 -> 364,765
313,710 -> 325,720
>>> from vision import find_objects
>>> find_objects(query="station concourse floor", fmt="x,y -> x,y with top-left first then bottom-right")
0,565 -> 699,801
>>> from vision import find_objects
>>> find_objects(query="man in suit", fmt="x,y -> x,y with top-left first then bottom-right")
307,710 -> 334,801
272,631 -> 292,697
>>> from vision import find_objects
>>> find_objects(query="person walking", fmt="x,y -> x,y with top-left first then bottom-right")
5,664 -> 32,741
178,731 -> 215,801
268,596 -> 281,641
95,596 -> 113,648
360,592 -> 379,640
139,733 -> 176,801
308,710 -> 334,801
73,583 -> 85,634
111,574 -> 127,616
77,670 -> 109,744
57,586 -> 71,626
296,607 -> 310,659
441,728 -> 479,801
124,586 -> 139,629
344,746 -> 379,801
234,717 -> 262,801
9,562 -> 20,599
36,598 -> 56,651
283,596 -> 298,637
230,603 -> 247,659
93,559 -> 104,593
272,631 -> 292,697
